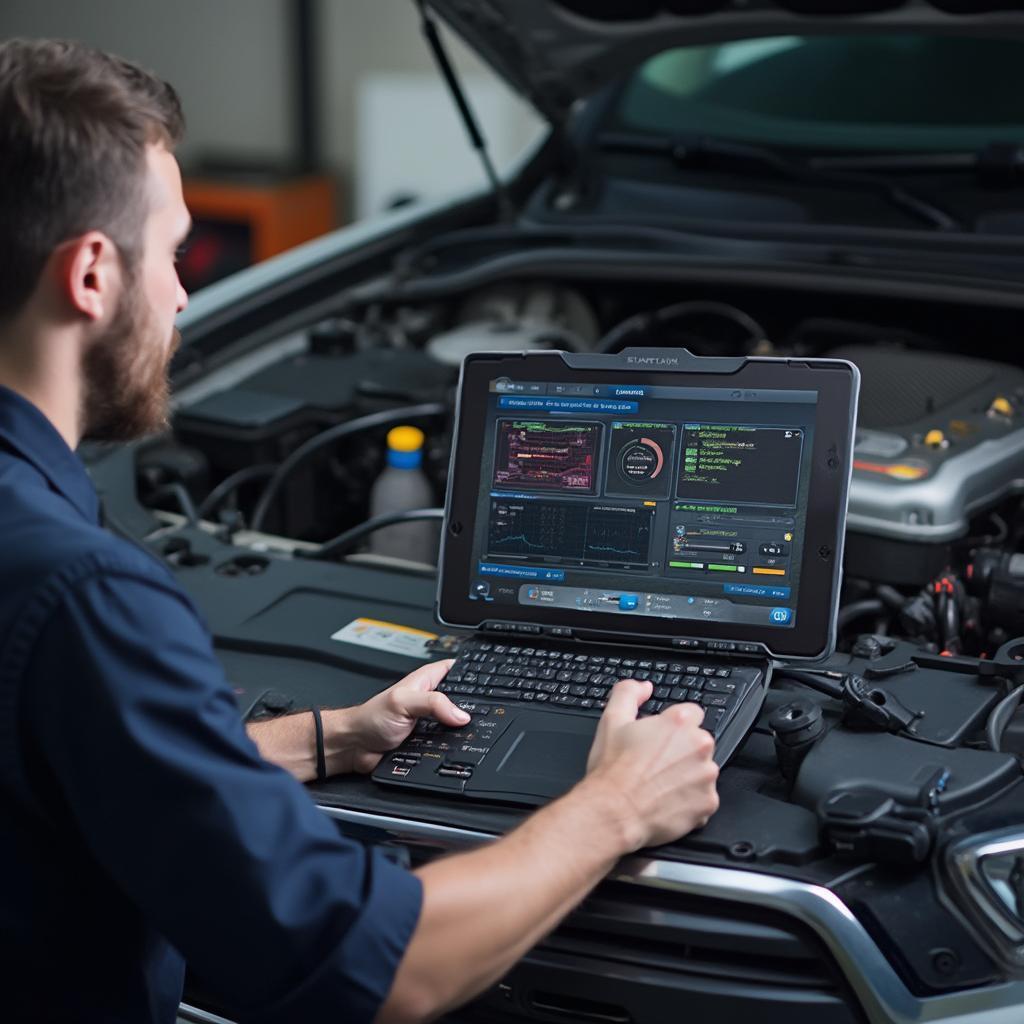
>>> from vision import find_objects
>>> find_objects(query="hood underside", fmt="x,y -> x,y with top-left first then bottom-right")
425,0 -> 1024,122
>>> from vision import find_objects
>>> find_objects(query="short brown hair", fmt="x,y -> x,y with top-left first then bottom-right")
0,39 -> 184,320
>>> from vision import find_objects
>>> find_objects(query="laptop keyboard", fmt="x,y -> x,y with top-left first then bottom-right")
435,638 -> 761,736
376,637 -> 766,799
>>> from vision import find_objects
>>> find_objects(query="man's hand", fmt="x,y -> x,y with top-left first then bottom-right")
331,659 -> 469,774
378,677 -> 722,1024
583,678 -> 720,851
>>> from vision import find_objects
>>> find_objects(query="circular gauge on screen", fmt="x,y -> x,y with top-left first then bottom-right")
618,437 -> 665,484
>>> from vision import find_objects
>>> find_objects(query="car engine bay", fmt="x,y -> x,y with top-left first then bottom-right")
87,239 -> 1024,1019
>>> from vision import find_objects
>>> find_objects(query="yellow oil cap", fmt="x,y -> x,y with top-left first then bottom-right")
387,426 -> 425,452
924,429 -> 946,448
991,396 -> 1014,417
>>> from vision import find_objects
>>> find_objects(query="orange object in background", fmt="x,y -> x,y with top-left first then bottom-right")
179,174 -> 337,291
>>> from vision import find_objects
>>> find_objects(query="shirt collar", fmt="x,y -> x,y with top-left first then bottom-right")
0,386 -> 101,524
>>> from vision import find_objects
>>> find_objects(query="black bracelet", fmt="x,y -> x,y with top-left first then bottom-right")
310,706 -> 327,783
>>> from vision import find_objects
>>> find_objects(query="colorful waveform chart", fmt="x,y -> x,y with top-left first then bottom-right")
493,419 -> 600,493
486,500 -> 653,570
606,421 -> 676,499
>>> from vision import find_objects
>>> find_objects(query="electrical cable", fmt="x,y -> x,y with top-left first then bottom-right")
837,598 -> 887,633
150,483 -> 199,526
597,300 -> 768,354
773,667 -> 845,701
302,508 -> 445,562
196,463 -> 277,521
249,403 -> 446,534
874,584 -> 907,611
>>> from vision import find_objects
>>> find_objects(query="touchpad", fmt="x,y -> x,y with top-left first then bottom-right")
467,711 -> 596,802
498,730 -> 592,779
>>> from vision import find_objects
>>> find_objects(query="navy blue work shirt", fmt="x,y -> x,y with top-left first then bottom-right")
0,387 -> 422,1023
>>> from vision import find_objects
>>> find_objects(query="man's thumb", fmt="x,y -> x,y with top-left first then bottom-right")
603,678 -> 652,724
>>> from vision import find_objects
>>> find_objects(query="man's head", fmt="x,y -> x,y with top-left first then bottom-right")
0,39 -> 190,442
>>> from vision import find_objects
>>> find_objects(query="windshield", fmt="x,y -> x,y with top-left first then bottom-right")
609,34 -> 1024,152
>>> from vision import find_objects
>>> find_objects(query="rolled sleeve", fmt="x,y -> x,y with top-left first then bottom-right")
253,851 -> 422,1024
22,566 -> 422,1022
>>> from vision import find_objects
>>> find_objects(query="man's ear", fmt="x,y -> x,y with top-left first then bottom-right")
52,231 -> 123,323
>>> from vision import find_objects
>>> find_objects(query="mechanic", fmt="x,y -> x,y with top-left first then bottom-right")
0,39 -> 719,1024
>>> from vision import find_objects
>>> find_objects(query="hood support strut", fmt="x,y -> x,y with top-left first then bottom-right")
417,0 -> 515,221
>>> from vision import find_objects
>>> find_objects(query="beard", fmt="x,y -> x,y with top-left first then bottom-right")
80,283 -> 180,443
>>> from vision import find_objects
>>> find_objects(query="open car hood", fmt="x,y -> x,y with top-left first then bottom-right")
424,0 -> 1024,123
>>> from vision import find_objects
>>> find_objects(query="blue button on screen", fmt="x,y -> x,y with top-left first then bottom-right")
769,607 -> 793,625
619,594 -> 639,611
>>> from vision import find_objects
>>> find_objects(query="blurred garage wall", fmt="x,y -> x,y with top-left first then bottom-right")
0,0 -> 542,225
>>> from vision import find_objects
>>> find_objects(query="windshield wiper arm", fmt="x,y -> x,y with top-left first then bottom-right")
599,132 -> 962,232
811,141 -> 1024,186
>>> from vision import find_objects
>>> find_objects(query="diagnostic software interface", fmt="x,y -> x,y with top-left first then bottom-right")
466,376 -> 818,630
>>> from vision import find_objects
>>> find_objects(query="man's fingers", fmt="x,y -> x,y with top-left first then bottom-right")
394,658 -> 455,692
396,688 -> 470,726
664,701 -> 706,728
601,679 -> 653,725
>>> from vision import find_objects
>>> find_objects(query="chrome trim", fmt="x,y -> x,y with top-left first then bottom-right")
321,804 -> 498,848
947,828 -> 1024,971
319,804 -> 1024,1024
177,1003 -> 237,1024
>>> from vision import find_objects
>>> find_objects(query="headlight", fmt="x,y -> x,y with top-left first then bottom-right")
946,828 -> 1024,975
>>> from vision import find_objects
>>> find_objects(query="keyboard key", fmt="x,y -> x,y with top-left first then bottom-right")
702,693 -> 735,709
701,708 -> 726,732
704,679 -> 737,694
650,672 -> 665,685
670,686 -> 689,701
655,662 -> 669,672
653,686 -> 670,700
684,676 -> 702,689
